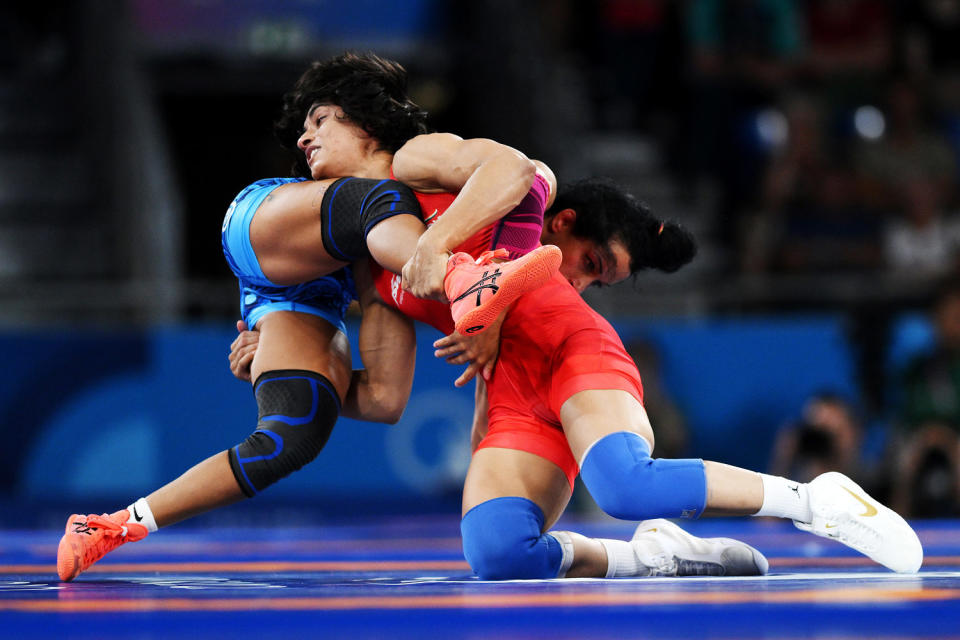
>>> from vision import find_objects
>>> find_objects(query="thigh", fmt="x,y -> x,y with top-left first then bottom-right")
560,389 -> 655,465
462,447 -> 572,530
251,311 -> 353,402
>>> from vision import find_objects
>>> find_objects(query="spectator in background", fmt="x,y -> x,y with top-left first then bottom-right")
743,91 -> 885,274
586,0 -> 671,130
803,0 -> 892,106
681,0 -> 804,248
741,93 -> 829,273
854,77 -> 957,212
770,392 -> 866,485
773,163 -> 883,273
900,0 -> 960,108
883,176 -> 960,277
892,279 -> 960,517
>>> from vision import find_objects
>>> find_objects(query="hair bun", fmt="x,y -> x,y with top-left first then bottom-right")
648,220 -> 697,273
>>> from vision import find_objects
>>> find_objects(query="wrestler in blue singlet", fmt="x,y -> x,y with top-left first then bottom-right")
221,178 -> 356,333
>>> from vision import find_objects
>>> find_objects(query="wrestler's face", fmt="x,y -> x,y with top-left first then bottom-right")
297,104 -> 379,179
543,209 -> 632,292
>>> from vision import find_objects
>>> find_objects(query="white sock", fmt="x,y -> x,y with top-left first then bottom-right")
125,497 -> 159,533
754,474 -> 813,523
548,531 -> 575,578
598,538 -> 646,577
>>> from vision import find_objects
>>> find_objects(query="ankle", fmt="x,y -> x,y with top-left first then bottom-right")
125,498 -> 159,533
755,474 -> 813,523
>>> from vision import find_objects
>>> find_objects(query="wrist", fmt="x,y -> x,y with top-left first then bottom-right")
418,221 -> 456,254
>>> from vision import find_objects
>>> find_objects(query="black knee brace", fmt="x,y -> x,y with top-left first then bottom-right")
320,177 -> 422,262
228,369 -> 341,497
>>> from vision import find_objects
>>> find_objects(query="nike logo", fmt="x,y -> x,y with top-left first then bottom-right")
132,504 -> 144,522
643,528 -> 658,534
842,486 -> 878,517
424,209 -> 440,224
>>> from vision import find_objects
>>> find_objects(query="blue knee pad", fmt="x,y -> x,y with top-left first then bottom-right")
580,431 -> 707,520
460,497 -> 563,580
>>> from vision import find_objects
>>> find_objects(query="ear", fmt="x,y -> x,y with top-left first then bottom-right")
549,208 -> 577,233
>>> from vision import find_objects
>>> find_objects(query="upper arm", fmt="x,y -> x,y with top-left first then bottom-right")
392,132 -> 533,193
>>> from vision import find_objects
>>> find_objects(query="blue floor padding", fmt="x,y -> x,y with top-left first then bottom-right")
2,516 -> 958,638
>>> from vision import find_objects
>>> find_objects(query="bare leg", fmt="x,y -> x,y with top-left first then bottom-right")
703,461 -> 764,516
366,214 -> 427,275
147,451 -> 243,528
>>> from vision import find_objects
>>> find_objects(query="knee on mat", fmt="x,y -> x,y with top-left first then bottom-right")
460,497 -> 560,580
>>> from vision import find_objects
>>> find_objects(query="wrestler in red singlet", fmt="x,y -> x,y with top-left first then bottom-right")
370,173 -> 645,491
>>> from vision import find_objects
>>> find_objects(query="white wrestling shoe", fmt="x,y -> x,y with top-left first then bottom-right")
794,471 -> 923,574
630,518 -> 768,577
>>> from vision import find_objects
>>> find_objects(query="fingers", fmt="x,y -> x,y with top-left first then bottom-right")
437,346 -> 466,361
401,251 -> 450,301
230,331 -> 259,353
482,358 -> 496,381
229,324 -> 258,383
433,333 -> 458,349
455,363 -> 481,388
434,332 -> 465,360
230,350 -> 255,383
228,343 -> 256,383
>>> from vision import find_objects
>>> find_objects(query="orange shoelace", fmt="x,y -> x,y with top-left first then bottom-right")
474,249 -> 509,265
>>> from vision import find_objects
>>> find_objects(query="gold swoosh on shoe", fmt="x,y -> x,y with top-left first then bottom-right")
842,486 -> 878,517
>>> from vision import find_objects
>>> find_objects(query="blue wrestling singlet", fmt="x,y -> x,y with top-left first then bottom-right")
221,177 -> 356,332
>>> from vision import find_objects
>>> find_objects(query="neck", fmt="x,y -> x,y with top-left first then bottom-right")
350,151 -> 394,179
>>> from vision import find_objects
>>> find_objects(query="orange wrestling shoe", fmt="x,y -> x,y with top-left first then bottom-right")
57,509 -> 148,581
445,245 -> 561,335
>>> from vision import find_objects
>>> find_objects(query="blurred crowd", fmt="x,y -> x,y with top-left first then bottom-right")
544,0 -> 960,517
551,0 -> 960,279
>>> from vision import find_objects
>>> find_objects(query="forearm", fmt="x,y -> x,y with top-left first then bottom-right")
421,150 -> 536,252
346,265 -> 417,423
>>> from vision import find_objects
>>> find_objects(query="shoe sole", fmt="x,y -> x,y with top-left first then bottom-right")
57,534 -> 82,582
454,245 -> 561,335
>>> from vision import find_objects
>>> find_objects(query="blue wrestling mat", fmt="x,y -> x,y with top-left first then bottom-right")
2,516 -> 958,639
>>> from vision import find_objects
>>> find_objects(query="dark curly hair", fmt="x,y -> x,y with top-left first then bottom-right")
275,52 -> 429,178
546,178 -> 697,275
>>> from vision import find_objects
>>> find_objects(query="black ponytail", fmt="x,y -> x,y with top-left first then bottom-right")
546,178 -> 697,275
636,218 -> 697,273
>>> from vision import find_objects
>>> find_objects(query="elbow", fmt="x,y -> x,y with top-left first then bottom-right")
510,152 -> 537,187
382,404 -> 406,425
373,387 -> 408,425
484,142 -> 535,189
